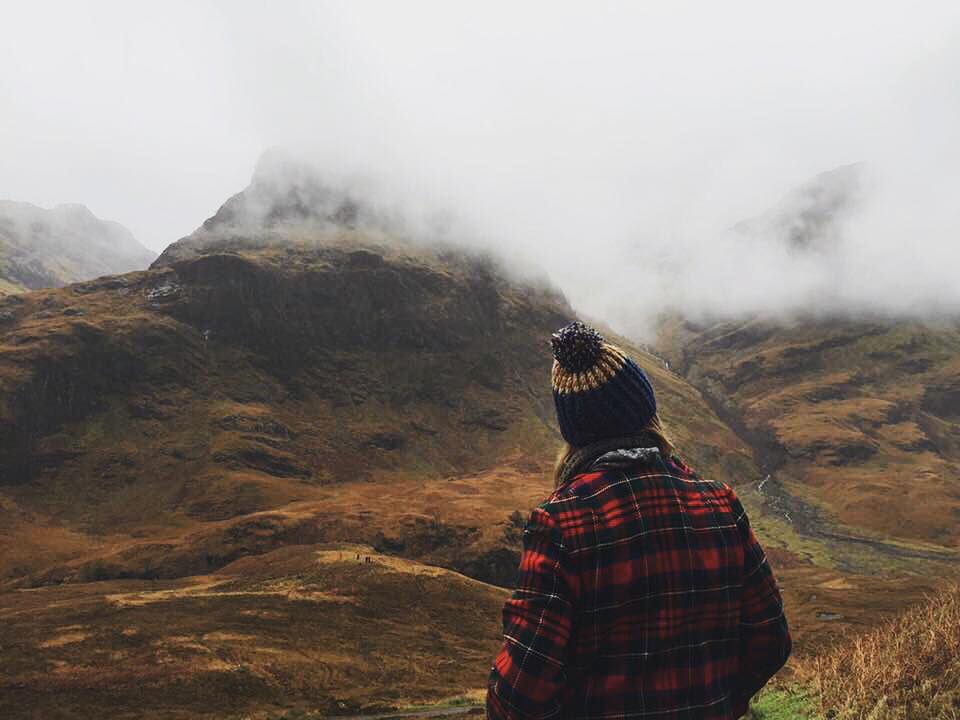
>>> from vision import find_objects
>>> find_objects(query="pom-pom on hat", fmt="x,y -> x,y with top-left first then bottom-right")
550,321 -> 657,446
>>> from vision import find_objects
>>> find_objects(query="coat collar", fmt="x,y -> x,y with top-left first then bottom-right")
592,445 -> 660,468
555,432 -> 663,488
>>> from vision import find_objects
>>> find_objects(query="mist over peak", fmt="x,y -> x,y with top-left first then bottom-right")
200,148 -> 370,234
151,146 -> 959,341
153,150 -> 395,269
151,149 -> 563,303
733,162 -> 867,253
580,156 -> 960,342
6,1 -> 956,339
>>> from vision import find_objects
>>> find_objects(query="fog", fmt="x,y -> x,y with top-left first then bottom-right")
3,1 -> 960,337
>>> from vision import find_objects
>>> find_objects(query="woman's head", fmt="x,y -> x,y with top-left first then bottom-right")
550,321 -> 659,446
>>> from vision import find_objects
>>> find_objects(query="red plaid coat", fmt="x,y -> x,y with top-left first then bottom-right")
487,450 -> 791,719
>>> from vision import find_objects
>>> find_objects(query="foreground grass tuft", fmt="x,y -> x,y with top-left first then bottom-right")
791,582 -> 960,719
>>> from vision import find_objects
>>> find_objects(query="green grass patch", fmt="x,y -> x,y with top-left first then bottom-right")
748,687 -> 821,720
738,490 -> 837,569
405,694 -> 482,709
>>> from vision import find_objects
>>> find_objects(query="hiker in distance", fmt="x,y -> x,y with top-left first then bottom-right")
487,322 -> 791,720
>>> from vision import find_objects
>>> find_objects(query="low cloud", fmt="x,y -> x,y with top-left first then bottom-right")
3,1 -> 959,339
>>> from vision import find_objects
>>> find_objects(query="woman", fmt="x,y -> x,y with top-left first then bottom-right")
487,322 -> 791,719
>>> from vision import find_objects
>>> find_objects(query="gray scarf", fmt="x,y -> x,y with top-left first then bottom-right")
555,432 -> 664,488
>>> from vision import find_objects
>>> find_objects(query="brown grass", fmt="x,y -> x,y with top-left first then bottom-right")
0,543 -> 507,719
792,582 -> 960,719
655,315 -> 960,549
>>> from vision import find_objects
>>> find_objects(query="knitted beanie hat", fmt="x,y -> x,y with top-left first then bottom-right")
551,321 -> 657,446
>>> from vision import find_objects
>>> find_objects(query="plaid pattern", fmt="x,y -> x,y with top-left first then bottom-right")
487,452 -> 791,720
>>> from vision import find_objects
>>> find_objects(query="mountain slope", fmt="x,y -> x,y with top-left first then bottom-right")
657,315 -> 960,565
0,543 -> 509,719
0,200 -> 155,294
0,235 -> 757,587
655,160 -> 959,572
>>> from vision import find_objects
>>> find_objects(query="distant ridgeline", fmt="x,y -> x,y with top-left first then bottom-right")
0,200 -> 155,294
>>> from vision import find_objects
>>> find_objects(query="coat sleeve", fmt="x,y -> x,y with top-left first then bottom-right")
487,505 -> 578,720
728,488 -> 792,711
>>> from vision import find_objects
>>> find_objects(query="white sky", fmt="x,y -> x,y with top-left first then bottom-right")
2,1 -> 959,333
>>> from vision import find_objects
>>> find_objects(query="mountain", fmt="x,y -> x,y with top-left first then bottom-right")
0,158 -> 764,717
153,148 -> 384,268
0,200 -> 155,294
650,313 -> 957,666
731,162 -> 866,251
654,162 -> 959,577
657,316 -> 960,559
0,240 -> 755,587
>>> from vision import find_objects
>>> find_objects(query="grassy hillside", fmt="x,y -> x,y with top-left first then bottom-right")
0,233 -> 759,589
0,543 -> 507,720
657,316 -> 960,569
0,238 -> 557,583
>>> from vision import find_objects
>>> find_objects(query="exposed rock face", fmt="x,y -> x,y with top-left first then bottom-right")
732,162 -> 866,251
0,200 -> 155,293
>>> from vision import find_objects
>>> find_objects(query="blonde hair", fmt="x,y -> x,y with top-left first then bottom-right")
553,412 -> 676,487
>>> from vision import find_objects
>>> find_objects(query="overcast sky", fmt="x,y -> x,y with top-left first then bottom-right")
2,1 -> 959,334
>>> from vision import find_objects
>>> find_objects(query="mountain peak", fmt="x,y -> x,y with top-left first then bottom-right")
734,162 -> 867,251
150,150 -> 556,303
51,202 -> 97,220
200,148 -> 370,235
152,149 -> 410,270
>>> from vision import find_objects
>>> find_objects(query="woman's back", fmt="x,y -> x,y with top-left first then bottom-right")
487,449 -> 791,719
487,322 -> 790,719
